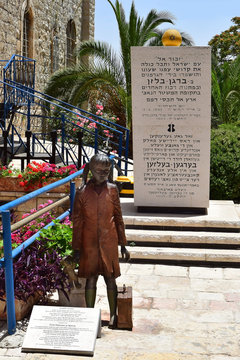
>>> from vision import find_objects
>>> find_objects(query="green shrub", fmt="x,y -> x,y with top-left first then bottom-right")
210,123 -> 240,201
38,219 -> 73,258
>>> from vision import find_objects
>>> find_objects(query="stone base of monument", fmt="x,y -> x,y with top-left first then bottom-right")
137,206 -> 207,215
22,305 -> 101,356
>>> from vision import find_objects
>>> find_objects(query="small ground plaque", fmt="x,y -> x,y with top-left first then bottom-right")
22,305 -> 101,356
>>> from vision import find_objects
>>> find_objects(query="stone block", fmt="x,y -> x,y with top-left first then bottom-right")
223,268 -> 240,279
152,298 -> 177,310
191,279 -> 240,293
189,267 -> 223,279
126,264 -> 154,275
154,265 -> 188,277
197,292 -> 224,301
167,289 -> 195,300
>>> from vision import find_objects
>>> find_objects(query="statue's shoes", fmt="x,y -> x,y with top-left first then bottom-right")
108,314 -> 117,329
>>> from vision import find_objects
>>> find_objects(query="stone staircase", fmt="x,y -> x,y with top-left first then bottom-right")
121,199 -> 240,266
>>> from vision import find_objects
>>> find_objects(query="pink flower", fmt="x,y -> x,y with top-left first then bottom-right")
88,122 -> 97,129
22,213 -> 30,219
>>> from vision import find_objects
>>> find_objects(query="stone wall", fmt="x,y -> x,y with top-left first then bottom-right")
0,0 -> 95,91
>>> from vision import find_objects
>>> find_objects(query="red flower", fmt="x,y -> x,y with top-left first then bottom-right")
18,174 -> 23,178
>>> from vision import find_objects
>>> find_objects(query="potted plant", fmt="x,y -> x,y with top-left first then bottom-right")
0,240 -> 70,320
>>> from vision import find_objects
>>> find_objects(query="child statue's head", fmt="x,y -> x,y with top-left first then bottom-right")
89,154 -> 111,184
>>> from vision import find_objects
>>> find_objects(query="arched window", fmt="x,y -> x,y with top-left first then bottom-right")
23,7 -> 33,58
51,27 -> 59,73
66,20 -> 76,66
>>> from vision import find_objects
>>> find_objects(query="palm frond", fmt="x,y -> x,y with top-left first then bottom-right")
147,29 -> 193,46
139,10 -> 174,45
44,67 -> 82,99
78,40 -> 124,81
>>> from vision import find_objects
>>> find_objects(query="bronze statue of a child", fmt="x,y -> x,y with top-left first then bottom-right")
72,153 -> 129,328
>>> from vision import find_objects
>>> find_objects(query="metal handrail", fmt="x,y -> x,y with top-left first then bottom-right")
1,80 -> 129,172
10,195 -> 69,232
0,169 -> 83,335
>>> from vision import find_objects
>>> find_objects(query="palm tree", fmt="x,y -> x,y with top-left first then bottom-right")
211,54 -> 240,126
45,0 -> 193,130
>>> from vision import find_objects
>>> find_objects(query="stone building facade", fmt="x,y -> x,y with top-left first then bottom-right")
0,0 -> 95,90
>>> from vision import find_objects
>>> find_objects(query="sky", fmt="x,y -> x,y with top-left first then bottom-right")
95,0 -> 239,52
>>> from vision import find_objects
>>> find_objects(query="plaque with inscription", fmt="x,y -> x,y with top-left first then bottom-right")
22,306 -> 101,356
131,47 -> 211,209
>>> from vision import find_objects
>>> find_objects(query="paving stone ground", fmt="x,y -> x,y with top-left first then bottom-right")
1,262 -> 240,359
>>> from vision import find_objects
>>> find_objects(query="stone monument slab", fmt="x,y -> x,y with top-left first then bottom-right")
22,305 -> 101,356
131,47 -> 211,210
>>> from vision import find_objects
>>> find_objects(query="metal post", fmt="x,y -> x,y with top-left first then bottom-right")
2,210 -> 16,335
77,131 -> 83,169
27,97 -> 31,130
61,114 -> 65,159
50,130 -> 57,164
117,134 -> 123,175
125,129 -> 130,175
2,129 -> 8,166
70,181 -> 76,215
94,127 -> 98,154
25,130 -> 31,165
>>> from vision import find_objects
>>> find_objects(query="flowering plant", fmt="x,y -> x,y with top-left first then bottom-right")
17,161 -> 78,190
0,200 -> 55,258
50,104 -> 119,152
0,203 -> 73,306
0,162 -> 20,177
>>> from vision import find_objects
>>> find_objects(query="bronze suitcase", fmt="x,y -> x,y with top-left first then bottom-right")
117,285 -> 133,330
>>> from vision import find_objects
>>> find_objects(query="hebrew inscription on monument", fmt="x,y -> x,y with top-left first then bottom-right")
131,47 -> 211,209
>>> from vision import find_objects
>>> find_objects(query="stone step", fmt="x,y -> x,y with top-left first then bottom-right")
127,246 -> 240,263
125,229 -> 240,246
123,214 -> 240,230
121,199 -> 240,230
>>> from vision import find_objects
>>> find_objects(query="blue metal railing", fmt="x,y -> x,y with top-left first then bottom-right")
3,54 -> 35,91
1,80 -> 130,173
1,54 -> 130,174
0,169 -> 83,335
